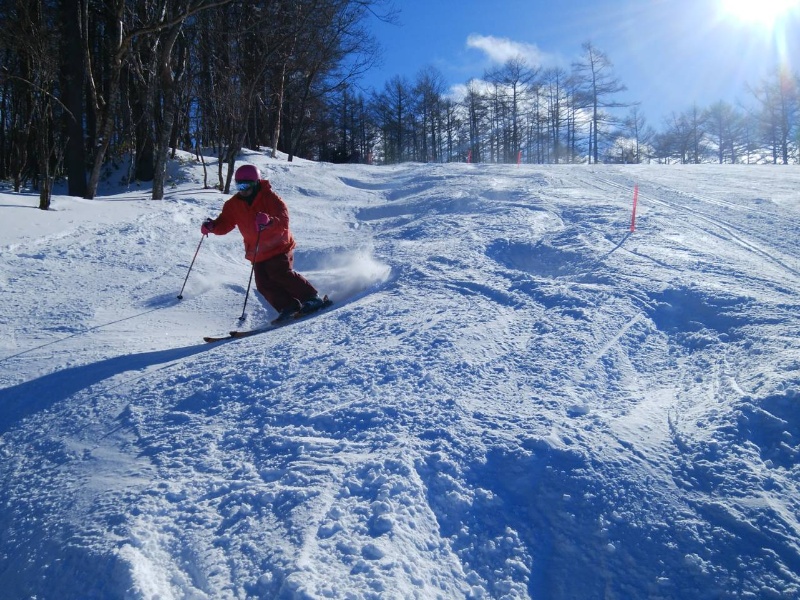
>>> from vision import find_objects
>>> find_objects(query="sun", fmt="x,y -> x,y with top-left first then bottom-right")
719,0 -> 798,28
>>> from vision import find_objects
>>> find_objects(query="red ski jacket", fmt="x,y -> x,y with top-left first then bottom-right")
210,180 -> 296,263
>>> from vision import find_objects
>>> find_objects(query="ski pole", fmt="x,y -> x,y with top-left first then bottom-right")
177,234 -> 205,299
239,228 -> 263,321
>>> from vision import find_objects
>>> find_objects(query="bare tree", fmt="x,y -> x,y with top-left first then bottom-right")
463,79 -> 488,163
654,107 -> 707,164
0,0 -> 63,208
748,68 -> 798,164
80,0 -> 232,200
572,41 -> 627,163
58,0 -> 87,197
371,75 -> 412,163
543,67 -> 569,163
704,101 -> 746,164
281,0 -> 385,162
485,56 -> 539,163
622,105 -> 653,163
413,66 -> 446,162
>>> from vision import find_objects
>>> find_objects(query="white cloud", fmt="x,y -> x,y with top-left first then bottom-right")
447,79 -> 492,102
466,34 -> 549,67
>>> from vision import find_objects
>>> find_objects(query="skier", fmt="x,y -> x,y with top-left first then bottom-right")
201,164 -> 325,322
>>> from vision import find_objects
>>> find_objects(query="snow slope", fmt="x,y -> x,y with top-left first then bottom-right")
1,153 -> 799,599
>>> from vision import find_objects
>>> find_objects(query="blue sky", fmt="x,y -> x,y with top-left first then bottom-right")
360,0 -> 800,126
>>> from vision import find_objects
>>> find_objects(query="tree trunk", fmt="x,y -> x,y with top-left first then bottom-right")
152,25 -> 186,200
84,1 -> 124,200
59,0 -> 87,197
39,175 -> 52,210
86,93 -> 117,199
152,90 -> 179,199
271,58 -> 288,159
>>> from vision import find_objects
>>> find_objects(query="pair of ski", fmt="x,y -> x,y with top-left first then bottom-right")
203,295 -> 332,343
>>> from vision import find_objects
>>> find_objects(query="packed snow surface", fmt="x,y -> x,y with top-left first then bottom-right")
1,153 -> 799,599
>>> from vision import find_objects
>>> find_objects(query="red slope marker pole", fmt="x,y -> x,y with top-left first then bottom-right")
630,184 -> 639,232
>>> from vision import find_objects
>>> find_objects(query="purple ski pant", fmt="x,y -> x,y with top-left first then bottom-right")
253,249 -> 317,313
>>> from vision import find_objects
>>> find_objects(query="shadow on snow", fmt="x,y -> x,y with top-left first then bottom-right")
0,343 -> 212,435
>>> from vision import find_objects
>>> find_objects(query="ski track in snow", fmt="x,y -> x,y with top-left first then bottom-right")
1,154 -> 799,599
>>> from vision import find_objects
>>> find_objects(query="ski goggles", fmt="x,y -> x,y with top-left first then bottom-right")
236,180 -> 256,192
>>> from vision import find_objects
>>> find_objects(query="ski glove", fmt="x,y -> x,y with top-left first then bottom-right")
255,212 -> 272,231
201,219 -> 215,235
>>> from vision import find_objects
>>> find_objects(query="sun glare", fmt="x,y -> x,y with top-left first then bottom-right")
719,0 -> 797,27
